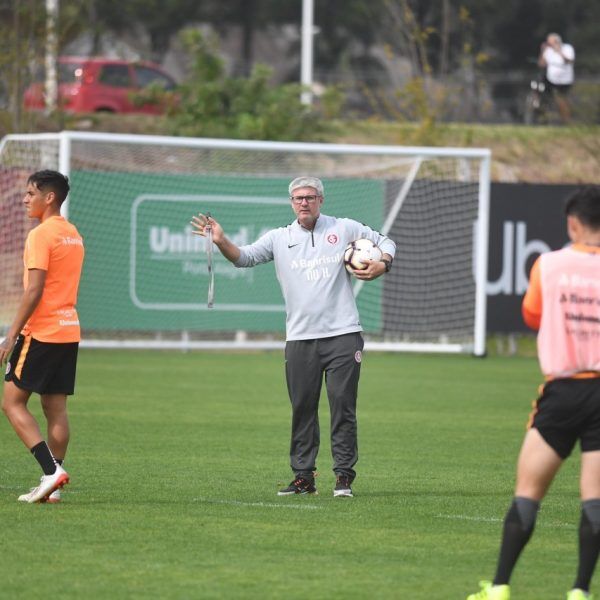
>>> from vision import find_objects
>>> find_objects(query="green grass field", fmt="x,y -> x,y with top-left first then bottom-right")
0,350 -> 587,599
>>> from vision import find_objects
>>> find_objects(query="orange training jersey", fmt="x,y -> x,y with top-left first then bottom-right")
22,216 -> 85,342
522,244 -> 600,379
522,258 -> 542,330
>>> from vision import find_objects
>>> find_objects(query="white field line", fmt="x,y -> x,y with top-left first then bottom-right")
436,513 -> 502,523
436,513 -> 574,528
193,497 -> 322,510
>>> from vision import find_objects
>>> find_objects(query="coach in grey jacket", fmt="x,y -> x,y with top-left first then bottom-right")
191,176 -> 396,498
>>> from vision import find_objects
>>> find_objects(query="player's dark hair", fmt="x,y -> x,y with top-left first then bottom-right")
565,186 -> 600,230
27,170 -> 70,205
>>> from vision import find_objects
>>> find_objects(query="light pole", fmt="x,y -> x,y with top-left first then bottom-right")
300,0 -> 314,105
45,0 -> 59,114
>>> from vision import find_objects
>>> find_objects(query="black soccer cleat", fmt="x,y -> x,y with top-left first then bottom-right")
277,476 -> 318,496
333,475 -> 353,498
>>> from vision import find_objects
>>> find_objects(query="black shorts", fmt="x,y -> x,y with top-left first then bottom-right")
529,378 -> 600,459
4,335 -> 79,395
544,78 -> 572,96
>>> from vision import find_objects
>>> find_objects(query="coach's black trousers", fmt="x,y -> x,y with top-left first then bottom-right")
284,332 -> 364,480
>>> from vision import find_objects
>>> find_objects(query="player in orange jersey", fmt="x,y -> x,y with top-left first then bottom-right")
0,170 -> 84,504
467,186 -> 600,600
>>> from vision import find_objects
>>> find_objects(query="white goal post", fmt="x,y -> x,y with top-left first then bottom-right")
0,131 -> 490,355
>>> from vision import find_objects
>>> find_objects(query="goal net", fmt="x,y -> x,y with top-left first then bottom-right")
0,132 -> 490,355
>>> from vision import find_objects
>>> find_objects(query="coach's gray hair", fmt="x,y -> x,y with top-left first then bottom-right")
289,176 -> 324,197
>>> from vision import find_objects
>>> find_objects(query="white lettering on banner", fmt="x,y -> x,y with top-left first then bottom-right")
149,225 -> 204,255
146,224 -> 253,282
483,221 -> 551,296
229,227 -> 251,247
149,225 -> 250,257
515,222 -> 551,294
486,221 -> 514,296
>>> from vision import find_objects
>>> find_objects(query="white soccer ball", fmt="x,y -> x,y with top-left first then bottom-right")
344,238 -> 383,273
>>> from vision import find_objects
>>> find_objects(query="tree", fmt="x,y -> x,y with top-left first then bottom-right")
0,0 -> 45,129
169,29 -> 338,141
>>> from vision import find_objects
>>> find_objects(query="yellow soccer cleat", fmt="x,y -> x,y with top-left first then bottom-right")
567,590 -> 593,600
467,581 -> 510,600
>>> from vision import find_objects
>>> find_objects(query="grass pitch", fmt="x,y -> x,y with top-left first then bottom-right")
0,350 -> 586,599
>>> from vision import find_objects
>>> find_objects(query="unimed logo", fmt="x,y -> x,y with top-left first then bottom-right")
148,225 -> 253,258
130,193 -> 288,311
488,221 -> 551,296
149,225 -> 204,256
146,224 -> 253,278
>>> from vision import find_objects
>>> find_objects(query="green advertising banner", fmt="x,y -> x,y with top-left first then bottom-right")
69,173 -> 384,333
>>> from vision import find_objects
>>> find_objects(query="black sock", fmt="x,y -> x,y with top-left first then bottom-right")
30,441 -> 57,476
573,499 -> 600,591
493,497 -> 539,585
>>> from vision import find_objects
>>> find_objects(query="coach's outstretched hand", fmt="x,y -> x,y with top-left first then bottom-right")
190,213 -> 224,244
190,213 -> 242,264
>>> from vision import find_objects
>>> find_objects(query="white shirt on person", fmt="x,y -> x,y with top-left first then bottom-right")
543,44 -> 575,85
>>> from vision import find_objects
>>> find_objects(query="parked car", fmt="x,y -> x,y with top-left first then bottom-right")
23,56 -> 177,115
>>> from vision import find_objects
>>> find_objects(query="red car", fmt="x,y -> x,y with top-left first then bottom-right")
23,56 -> 177,115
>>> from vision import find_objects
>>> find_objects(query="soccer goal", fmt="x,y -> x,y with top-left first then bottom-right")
0,131 -> 490,355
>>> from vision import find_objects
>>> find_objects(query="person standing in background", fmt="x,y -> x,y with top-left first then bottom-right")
538,33 -> 575,123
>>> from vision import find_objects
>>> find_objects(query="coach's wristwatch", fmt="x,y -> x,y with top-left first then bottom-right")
381,258 -> 392,273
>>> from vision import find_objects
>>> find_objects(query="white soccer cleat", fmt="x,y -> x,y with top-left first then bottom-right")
17,466 -> 69,504
47,489 -> 61,503
19,486 -> 61,503
18,487 -> 60,502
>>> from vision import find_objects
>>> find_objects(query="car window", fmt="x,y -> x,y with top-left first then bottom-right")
59,63 -> 83,83
134,66 -> 175,91
33,63 -> 83,83
98,65 -> 132,88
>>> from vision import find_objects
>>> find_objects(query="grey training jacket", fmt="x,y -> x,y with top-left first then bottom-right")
234,214 -> 396,341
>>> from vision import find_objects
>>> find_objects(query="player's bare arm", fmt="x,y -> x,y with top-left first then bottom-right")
0,269 -> 46,365
190,212 -> 241,263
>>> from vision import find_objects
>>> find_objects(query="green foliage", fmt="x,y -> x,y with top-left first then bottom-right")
572,82 -> 600,124
0,3 -> 42,129
320,85 -> 345,120
128,82 -> 178,112
363,2 -> 499,131
169,30 -> 339,141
